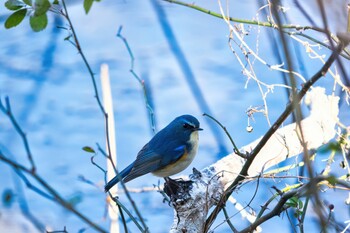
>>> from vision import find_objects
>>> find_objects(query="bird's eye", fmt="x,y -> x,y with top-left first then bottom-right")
183,123 -> 192,129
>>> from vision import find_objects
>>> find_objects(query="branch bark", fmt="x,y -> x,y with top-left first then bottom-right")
169,86 -> 340,232
204,40 -> 346,231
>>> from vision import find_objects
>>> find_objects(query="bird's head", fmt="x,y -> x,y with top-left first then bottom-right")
173,115 -> 203,139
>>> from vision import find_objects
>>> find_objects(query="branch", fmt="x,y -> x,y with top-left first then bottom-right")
239,189 -> 297,233
60,0 -> 105,114
167,39 -> 345,232
239,175 -> 350,233
204,40 -> 346,231
0,97 -> 36,171
58,2 -> 149,231
168,86 -> 340,232
164,0 -> 318,31
0,153 -> 107,233
163,0 -> 350,60
116,26 -> 156,134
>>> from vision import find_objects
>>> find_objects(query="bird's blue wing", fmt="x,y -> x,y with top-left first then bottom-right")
159,144 -> 186,166
123,143 -> 162,182
123,141 -> 186,182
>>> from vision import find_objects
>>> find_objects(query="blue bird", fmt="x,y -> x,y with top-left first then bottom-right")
105,115 -> 202,192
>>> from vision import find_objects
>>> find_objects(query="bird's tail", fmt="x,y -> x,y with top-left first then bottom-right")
104,162 -> 134,192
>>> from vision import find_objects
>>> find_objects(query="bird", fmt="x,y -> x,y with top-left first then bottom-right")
104,114 -> 203,192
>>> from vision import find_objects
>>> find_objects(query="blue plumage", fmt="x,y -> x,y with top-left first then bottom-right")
104,115 -> 202,192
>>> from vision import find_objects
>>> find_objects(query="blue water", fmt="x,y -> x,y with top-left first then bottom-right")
1,0 -> 349,232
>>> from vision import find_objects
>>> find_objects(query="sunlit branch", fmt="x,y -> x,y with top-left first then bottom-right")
204,37 -> 347,232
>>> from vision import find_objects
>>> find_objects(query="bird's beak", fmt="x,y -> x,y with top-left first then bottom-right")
196,127 -> 203,131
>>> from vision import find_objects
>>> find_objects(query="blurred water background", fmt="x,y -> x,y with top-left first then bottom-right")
0,0 -> 349,232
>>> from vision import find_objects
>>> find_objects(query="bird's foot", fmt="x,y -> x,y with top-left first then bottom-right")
163,177 -> 193,203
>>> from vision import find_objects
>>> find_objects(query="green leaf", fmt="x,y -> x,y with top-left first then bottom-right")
52,0 -> 59,4
82,146 -> 95,153
5,0 -> 24,10
84,0 -> 93,14
29,13 -> 48,32
294,209 -> 304,217
297,199 -> 303,209
326,175 -> 337,186
34,0 -> 50,16
4,8 -> 27,29
23,0 -> 32,6
286,196 -> 298,208
318,142 -> 341,154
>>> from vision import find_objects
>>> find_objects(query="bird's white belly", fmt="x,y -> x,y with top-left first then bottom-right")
152,131 -> 199,177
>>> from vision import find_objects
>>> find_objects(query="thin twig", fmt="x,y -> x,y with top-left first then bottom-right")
0,153 -> 107,233
203,113 -> 246,159
13,167 -> 54,200
164,0 -> 350,60
164,0 -> 319,31
117,204 -> 129,233
59,2 -> 149,231
299,196 -> 310,233
0,97 -> 36,172
152,0 -> 229,154
239,189 -> 297,233
348,4 -> 350,33
110,196 -> 146,232
204,38 -> 347,232
256,183 -> 302,219
223,207 -> 238,233
96,146 -> 149,232
240,175 -> 350,233
116,26 -> 156,134
60,0 -> 105,114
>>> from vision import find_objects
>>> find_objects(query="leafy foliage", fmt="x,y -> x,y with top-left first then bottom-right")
286,196 -> 304,218
84,0 -> 101,14
5,0 -> 24,10
4,0 -> 100,31
84,0 -> 94,14
318,141 -> 342,154
30,13 -> 48,31
33,0 -> 50,16
4,8 -> 27,29
23,0 -> 32,6
4,0 -> 50,31
82,146 -> 96,153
